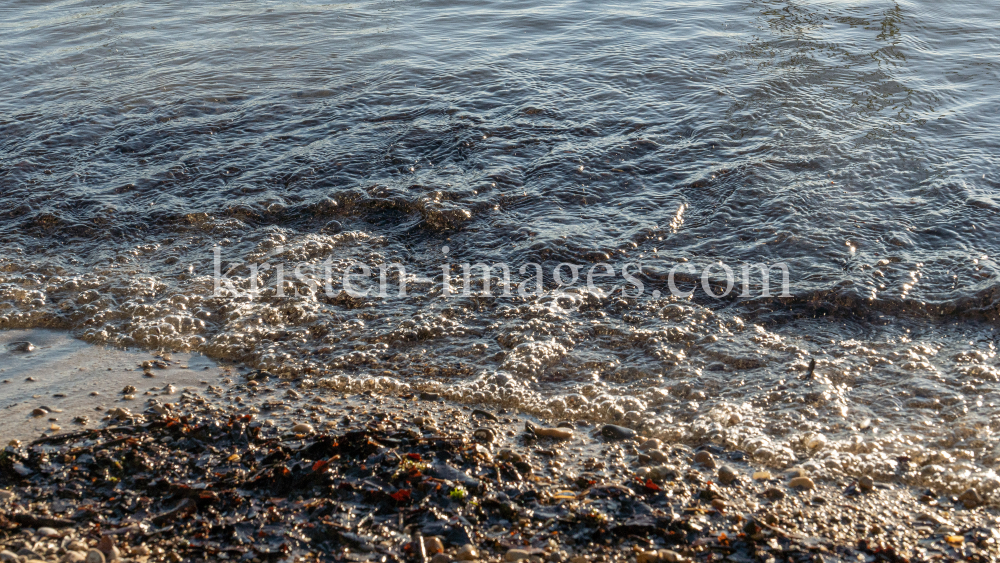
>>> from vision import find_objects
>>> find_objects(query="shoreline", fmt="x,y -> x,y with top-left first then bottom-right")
2,372 -> 996,563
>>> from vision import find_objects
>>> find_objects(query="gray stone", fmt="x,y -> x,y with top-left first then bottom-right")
717,465 -> 738,485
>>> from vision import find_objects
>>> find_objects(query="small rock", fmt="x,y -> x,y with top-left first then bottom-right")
763,487 -> 786,500
752,471 -> 772,480
31,408 -> 48,417
122,386 -> 136,395
419,392 -> 441,401
717,465 -> 738,485
601,424 -> 636,441
958,488 -> 983,509
693,451 -> 716,469
0,551 -> 17,563
291,423 -> 314,434
506,549 -> 532,562
322,220 -> 344,234
657,551 -> 687,563
85,550 -> 105,563
858,475 -> 874,493
789,476 -> 816,490
37,527 -> 59,537
648,449 -> 668,463
68,541 -> 88,552
0,490 -> 15,502
431,554 -> 453,563
7,341 -> 35,352
473,428 -> 496,443
785,467 -> 808,479
62,553 -> 86,563
98,535 -> 119,561
638,438 -> 662,452
526,421 -> 572,440
636,551 -> 659,563
710,498 -> 727,511
455,544 -> 478,561
422,537 -> 444,555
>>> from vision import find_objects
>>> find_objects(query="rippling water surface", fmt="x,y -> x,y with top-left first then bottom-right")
2,0 -> 1000,493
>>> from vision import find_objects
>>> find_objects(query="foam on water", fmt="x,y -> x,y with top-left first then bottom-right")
2,0 -> 1000,497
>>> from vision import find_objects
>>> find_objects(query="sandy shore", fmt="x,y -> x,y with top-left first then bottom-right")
2,359 -> 998,563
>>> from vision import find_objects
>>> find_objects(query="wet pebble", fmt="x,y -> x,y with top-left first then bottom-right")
506,549 -> 532,562
638,438 -> 662,452
600,424 -> 636,441
763,487 -> 786,500
717,465 -> 738,485
693,451 -> 715,469
752,471 -> 772,480
789,476 -> 816,490
422,536 -> 444,555
958,488 -> 983,509
36,527 -> 59,537
291,423 -> 314,434
858,475 -> 874,493
85,550 -> 105,563
526,421 -> 572,440
473,428 -> 495,443
431,554 -> 453,563
455,544 -> 478,561
7,341 -> 34,352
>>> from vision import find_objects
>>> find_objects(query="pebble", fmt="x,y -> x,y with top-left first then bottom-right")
789,476 -> 816,490
85,550 -> 105,563
7,341 -> 34,352
31,408 -> 47,417
455,544 -> 478,561
858,475 -> 874,493
785,467 -> 808,479
763,487 -> 786,500
36,527 -> 59,537
0,551 -> 16,563
693,451 -> 716,469
471,409 -> 498,422
637,551 -> 659,563
717,465 -> 738,485
658,551 -> 686,563
419,392 -> 441,401
752,471 -> 772,480
473,428 -> 496,443
62,552 -> 87,563
648,449 -> 668,463
600,424 -> 636,441
526,421 -> 572,440
506,549 -> 532,562
638,438 -> 662,452
710,498 -> 727,511
431,554 -> 453,563
422,536 -> 444,555
98,535 -> 119,561
291,423 -> 315,434
0,490 -> 14,502
958,488 -> 983,509
322,220 -> 344,234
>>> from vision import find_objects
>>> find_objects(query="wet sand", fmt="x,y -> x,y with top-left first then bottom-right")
0,329 -> 226,442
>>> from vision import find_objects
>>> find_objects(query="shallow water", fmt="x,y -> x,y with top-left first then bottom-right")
0,329 -> 223,441
2,0 -> 1000,494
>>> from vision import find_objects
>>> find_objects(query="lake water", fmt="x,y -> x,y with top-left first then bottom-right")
2,0 -> 1000,495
